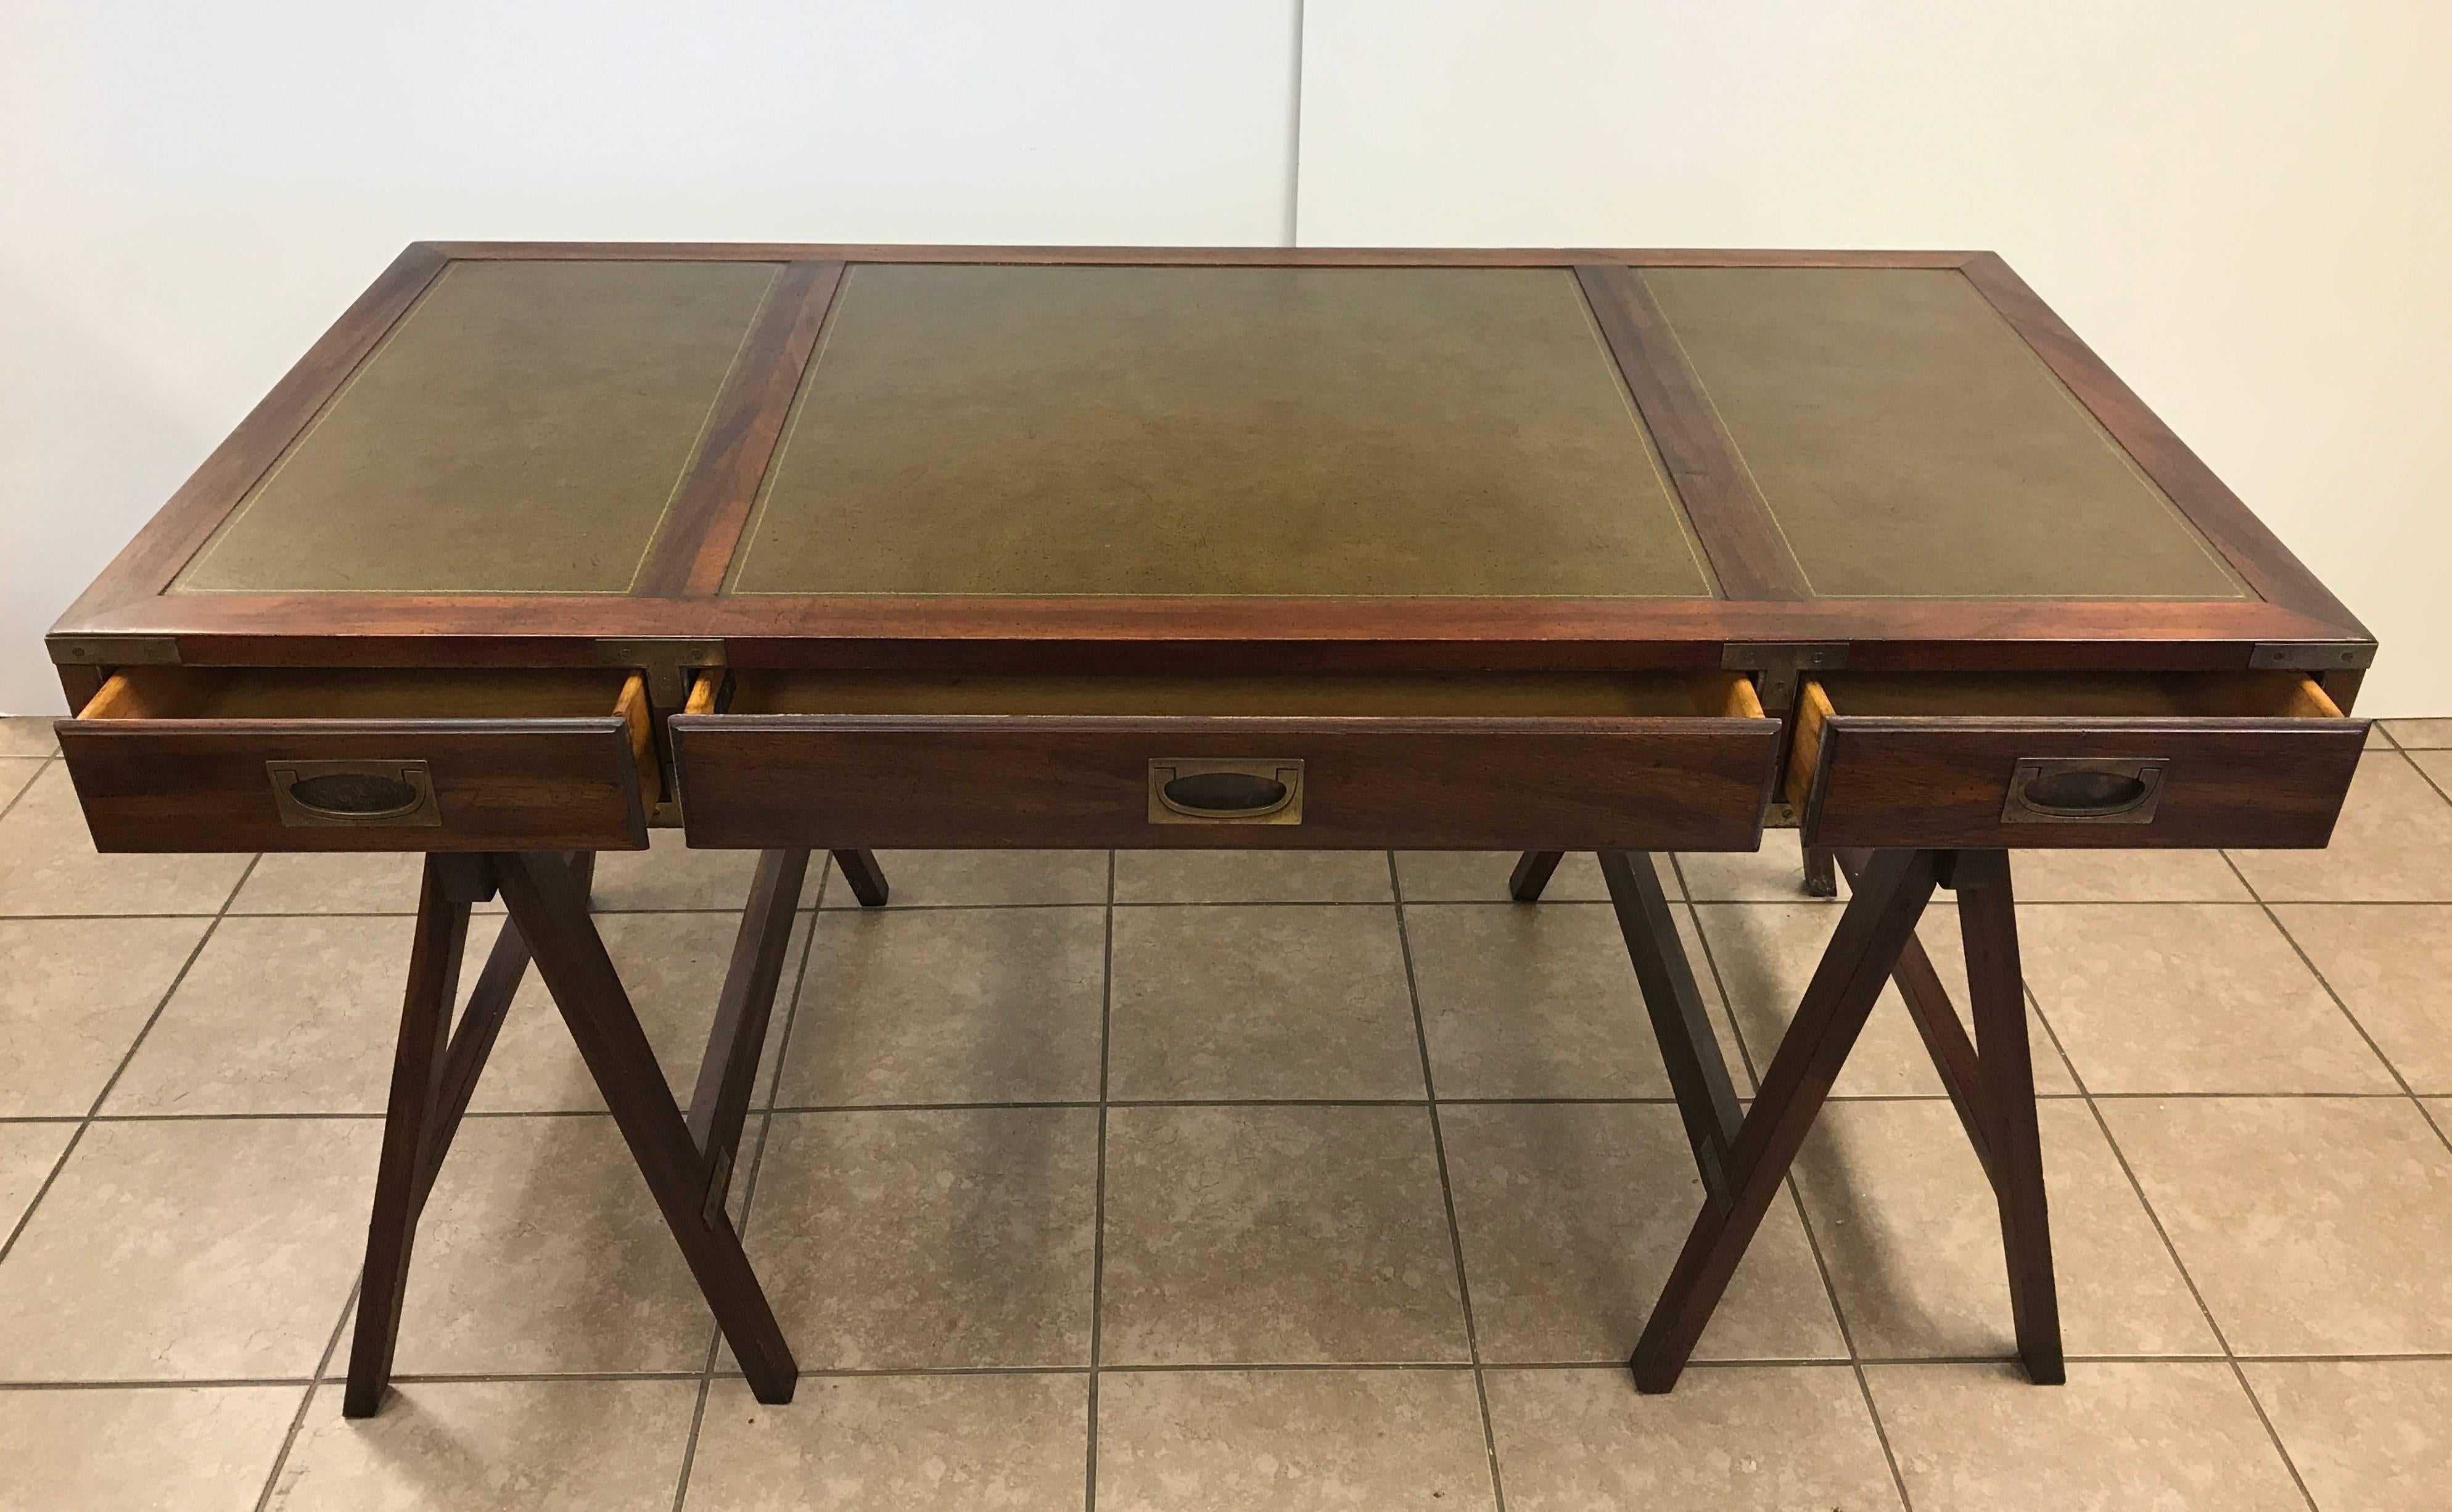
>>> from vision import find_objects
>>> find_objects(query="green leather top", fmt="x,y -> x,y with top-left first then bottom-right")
174,260 -> 778,594
728,264 -> 1713,598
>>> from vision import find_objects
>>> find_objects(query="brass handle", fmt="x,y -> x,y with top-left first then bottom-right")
1999,757 -> 2167,825
267,760 -> 443,828
1148,758 -> 1304,825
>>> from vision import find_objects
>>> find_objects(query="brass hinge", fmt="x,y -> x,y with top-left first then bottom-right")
48,633 -> 181,667
2249,643 -> 2376,672
1721,642 -> 1847,707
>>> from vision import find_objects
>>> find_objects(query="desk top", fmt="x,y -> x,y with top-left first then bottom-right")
52,244 -> 2368,687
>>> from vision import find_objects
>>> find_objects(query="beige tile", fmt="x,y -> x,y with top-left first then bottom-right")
1097,1368 -> 1493,1511
2229,751 -> 2452,902
2413,747 -> 2452,800
0,718 -> 59,757
0,1384 -> 302,1512
0,760 -> 42,810
0,764 -> 252,916
1394,850 -> 1663,902
2276,905 -> 2452,1092
231,851 -> 425,914
1868,1361 -> 2304,1511
2366,722 -> 2397,749
470,912 -> 809,1114
817,850 -> 1106,908
590,831 -> 778,913
783,907 -> 1103,1106
688,1373 -> 1087,1511
1792,1101 -> 2215,1358
0,1122 -> 73,1236
271,1379 -> 696,1511
2103,1096 -> 2452,1354
2008,848 -> 2251,902
1407,900 -> 1743,1098
747,1109 -> 1096,1369
1486,1365 -> 1902,1512
1676,831 -> 1832,902
1698,902 -> 2075,1098
1114,849 -> 1391,903
2245,1359 -> 2452,1512
2382,717 -> 2452,749
0,917 -> 210,1116
0,1118 -> 375,1379
389,1116 -> 718,1375
1441,1102 -> 1843,1363
1100,1105 -> 1466,1365
2020,904 -> 2393,1094
1109,905 -> 1419,1100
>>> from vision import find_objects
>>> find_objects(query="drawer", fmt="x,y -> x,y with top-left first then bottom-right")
1788,672 -> 2366,850
56,667 -> 655,853
670,670 -> 1780,850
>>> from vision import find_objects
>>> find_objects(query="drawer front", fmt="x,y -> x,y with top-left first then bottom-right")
672,715 -> 1782,850
1798,717 -> 2364,849
58,720 -> 649,853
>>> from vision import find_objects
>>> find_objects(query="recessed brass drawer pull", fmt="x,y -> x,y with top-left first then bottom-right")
1999,757 -> 2167,825
268,759 -> 443,828
1148,758 -> 1304,824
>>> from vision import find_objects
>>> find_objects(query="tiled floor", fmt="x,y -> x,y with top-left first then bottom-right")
1,713 -> 2450,1508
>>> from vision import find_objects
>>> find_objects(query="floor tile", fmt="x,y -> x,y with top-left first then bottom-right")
271,1379 -> 697,1511
471,912 -> 809,1114
1867,1361 -> 2305,1511
0,1118 -> 376,1379
2411,747 -> 2452,801
2228,751 -> 2452,902
1407,900 -> 1740,1099
783,906 -> 1103,1105
2102,1096 -> 2452,1354
2382,717 -> 2452,749
688,1373 -> 1087,1511
0,1122 -> 74,1237
1791,1101 -> 2216,1358
0,1384 -> 303,1512
1698,902 -> 2076,1098
388,1116 -> 718,1375
1675,831 -> 1831,902
0,718 -> 58,757
1394,850 -> 1656,902
1109,906 -> 1419,1100
1486,1365 -> 1902,1512
817,850 -> 1107,908
2007,848 -> 2251,903
2245,1359 -> 2452,1512
2019,904 -> 2394,1094
0,916 -> 210,1116
1114,849 -> 1392,903
1440,1103 -> 1844,1363
0,760 -> 41,810
1096,1368 -> 1492,1511
0,764 -> 252,916
2275,905 -> 2452,1092
2366,723 -> 2395,749
230,851 -> 425,914
1100,1104 -> 1467,1365
591,831 -> 776,913
747,1109 -> 1096,1369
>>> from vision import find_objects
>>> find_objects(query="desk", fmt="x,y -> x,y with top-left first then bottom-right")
45,244 -> 2374,1417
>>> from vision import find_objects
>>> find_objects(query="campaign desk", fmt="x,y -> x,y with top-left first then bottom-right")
46,245 -> 2374,1416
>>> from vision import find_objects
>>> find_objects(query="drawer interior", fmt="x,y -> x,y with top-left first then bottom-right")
697,670 -> 1765,721
1806,670 -> 2341,721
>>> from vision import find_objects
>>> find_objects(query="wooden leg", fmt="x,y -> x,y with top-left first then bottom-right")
495,850 -> 798,1405
1598,850 -> 1742,1203
687,849 -> 810,1220
344,854 -> 481,1418
1803,845 -> 1838,898
1957,849 -> 2063,1384
1631,847 -> 1941,1393
830,848 -> 889,908
1508,850 -> 1565,902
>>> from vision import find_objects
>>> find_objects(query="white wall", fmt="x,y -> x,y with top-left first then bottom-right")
5,2 -> 2443,712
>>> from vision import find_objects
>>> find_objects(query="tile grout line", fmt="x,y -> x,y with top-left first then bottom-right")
1084,850 -> 1116,1512
252,1275 -> 364,1512
1388,852 -> 1508,1512
671,852 -> 833,1512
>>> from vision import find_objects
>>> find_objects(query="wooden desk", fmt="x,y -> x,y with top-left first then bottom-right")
45,244 -> 2374,1416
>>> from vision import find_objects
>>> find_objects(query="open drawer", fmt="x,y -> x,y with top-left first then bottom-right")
56,668 -> 656,853
1787,671 -> 2366,850
670,670 -> 1781,850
